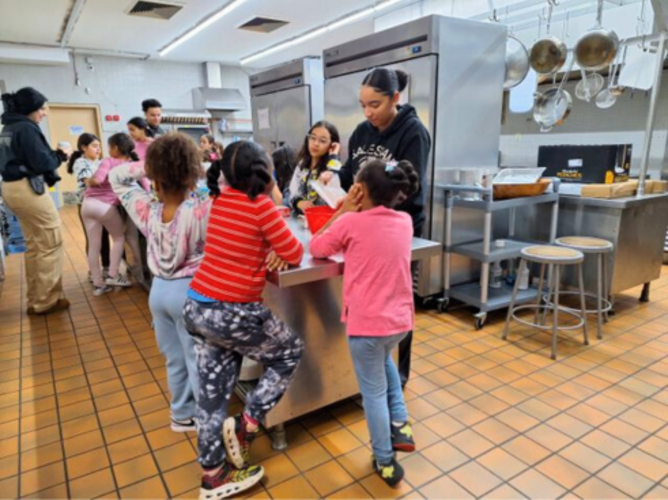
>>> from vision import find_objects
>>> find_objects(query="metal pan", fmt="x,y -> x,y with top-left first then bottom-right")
575,0 -> 620,71
534,60 -> 574,132
504,35 -> 530,89
529,1 -> 567,75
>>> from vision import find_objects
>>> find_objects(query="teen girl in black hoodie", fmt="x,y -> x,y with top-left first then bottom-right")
339,68 -> 432,387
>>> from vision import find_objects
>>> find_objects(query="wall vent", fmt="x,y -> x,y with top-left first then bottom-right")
238,16 -> 289,34
126,0 -> 184,20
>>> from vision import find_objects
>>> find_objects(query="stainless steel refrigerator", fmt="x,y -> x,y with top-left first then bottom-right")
250,57 -> 324,154
323,15 -> 505,299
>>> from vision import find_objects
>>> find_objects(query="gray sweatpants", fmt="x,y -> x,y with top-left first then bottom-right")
183,297 -> 304,468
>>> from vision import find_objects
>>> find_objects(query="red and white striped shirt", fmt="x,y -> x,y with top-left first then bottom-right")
190,188 -> 303,303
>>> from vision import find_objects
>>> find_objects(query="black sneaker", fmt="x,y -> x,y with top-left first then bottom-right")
373,457 -> 405,488
200,463 -> 264,500
223,415 -> 259,469
391,421 -> 416,453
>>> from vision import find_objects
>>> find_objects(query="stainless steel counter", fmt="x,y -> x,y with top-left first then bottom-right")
560,193 -> 668,210
243,216 -> 441,449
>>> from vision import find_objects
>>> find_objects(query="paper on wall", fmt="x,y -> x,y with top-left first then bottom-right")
257,108 -> 270,130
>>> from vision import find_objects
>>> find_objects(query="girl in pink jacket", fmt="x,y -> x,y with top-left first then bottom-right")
310,159 -> 418,488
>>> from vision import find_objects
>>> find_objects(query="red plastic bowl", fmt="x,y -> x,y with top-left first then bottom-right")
304,206 -> 336,234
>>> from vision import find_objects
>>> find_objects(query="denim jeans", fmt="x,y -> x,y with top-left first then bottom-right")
149,277 -> 199,420
348,332 -> 409,464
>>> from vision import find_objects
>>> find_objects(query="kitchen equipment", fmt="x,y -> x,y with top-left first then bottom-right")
529,1 -> 567,75
324,15 -> 505,298
595,50 -> 623,109
504,36 -> 530,89
494,167 -> 545,184
574,0 -> 619,71
304,206 -> 336,234
160,110 -> 212,141
533,60 -> 574,132
250,57 -> 324,154
490,261 -> 503,288
493,179 -> 552,200
575,68 -> 605,102
539,144 -> 632,184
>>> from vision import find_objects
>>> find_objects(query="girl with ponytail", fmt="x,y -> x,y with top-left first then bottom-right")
81,133 -> 141,295
339,67 -> 432,387
184,140 -> 305,499
310,159 -> 420,488
67,133 -> 111,280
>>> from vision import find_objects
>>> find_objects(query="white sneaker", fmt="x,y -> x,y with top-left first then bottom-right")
93,285 -> 112,296
171,417 -> 197,433
106,274 -> 132,288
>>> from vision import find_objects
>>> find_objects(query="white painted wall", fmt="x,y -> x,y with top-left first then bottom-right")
0,54 -> 252,146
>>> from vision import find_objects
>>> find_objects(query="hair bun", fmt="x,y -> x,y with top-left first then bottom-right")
395,70 -> 409,93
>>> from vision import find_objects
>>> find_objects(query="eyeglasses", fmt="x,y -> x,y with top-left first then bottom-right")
307,134 -> 330,146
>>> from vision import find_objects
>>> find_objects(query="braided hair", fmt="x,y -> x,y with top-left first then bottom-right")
356,159 -> 419,208
207,141 -> 273,200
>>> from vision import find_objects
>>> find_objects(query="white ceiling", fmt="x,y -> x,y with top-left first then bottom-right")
0,0 -> 657,69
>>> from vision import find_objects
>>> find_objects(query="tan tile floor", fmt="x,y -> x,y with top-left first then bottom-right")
1,205 -> 668,499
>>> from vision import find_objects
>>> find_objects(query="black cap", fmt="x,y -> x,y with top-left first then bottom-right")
1,87 -> 48,115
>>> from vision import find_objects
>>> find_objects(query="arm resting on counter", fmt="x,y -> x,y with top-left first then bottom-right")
259,199 -> 304,266
109,161 -> 154,236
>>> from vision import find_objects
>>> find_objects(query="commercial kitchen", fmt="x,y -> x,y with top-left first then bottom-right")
1,0 -> 668,499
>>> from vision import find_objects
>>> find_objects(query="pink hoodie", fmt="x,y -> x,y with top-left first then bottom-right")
310,206 -> 414,337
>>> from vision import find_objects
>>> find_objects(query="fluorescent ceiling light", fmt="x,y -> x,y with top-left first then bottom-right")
159,0 -> 249,57
241,0 -> 405,65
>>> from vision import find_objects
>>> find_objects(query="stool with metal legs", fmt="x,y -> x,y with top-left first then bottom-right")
503,245 -> 589,360
552,237 -> 614,340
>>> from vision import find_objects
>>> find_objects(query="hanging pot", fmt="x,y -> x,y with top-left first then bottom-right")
529,1 -> 567,75
534,60 -> 574,132
575,0 -> 620,71
504,35 -> 530,89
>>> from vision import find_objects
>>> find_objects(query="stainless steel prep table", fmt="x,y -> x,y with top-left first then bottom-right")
237,217 -> 441,450
557,194 -> 668,301
514,193 -> 668,302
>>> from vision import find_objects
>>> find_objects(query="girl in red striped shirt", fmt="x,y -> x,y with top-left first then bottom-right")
184,140 -> 304,499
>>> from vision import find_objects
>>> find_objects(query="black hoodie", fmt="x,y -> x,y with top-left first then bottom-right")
0,112 -> 65,185
339,104 -> 431,237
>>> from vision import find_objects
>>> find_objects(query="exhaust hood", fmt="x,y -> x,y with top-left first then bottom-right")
192,87 -> 247,112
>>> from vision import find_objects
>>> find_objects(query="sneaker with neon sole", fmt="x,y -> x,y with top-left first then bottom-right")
199,463 -> 264,500
223,414 -> 259,469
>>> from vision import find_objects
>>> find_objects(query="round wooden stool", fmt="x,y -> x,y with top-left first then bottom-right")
503,245 -> 589,360
553,237 -> 614,340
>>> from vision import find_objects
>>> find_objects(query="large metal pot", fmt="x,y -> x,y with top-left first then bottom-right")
504,36 -> 530,89
575,0 -> 620,71
529,1 -> 567,74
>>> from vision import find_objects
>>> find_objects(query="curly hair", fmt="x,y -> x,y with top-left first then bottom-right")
145,133 -> 203,194
356,159 -> 419,208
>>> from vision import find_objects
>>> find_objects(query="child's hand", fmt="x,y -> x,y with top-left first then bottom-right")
339,184 -> 363,213
329,142 -> 341,156
297,200 -> 314,211
266,251 -> 289,272
319,171 -> 334,185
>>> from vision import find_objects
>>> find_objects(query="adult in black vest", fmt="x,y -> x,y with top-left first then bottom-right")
0,88 -> 71,315
339,68 -> 432,387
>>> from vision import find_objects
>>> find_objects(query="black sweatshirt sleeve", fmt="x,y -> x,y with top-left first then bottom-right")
14,124 -> 64,176
338,132 -> 357,192
395,124 -> 432,234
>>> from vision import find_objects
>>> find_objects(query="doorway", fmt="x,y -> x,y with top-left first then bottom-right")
45,104 -> 103,198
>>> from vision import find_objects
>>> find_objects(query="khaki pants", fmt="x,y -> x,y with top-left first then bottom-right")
2,178 -> 64,312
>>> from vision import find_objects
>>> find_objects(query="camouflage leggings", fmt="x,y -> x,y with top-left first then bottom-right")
183,297 -> 304,468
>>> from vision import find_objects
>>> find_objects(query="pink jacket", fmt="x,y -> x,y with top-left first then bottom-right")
310,206 -> 414,337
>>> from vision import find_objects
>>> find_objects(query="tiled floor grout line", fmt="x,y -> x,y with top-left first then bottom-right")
5,207 -> 668,499
407,313 -> 668,498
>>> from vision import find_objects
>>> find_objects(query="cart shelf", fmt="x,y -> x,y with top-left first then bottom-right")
448,239 -> 537,263
449,282 -> 539,312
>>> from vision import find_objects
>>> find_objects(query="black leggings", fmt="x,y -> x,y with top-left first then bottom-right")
78,203 -> 110,268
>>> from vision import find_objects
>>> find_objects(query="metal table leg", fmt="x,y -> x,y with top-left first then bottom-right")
271,423 -> 288,451
640,282 -> 651,303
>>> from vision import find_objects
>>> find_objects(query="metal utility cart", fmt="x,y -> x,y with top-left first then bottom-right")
438,184 -> 560,329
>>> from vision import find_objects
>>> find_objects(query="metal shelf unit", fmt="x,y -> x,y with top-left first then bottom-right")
438,184 -> 560,329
